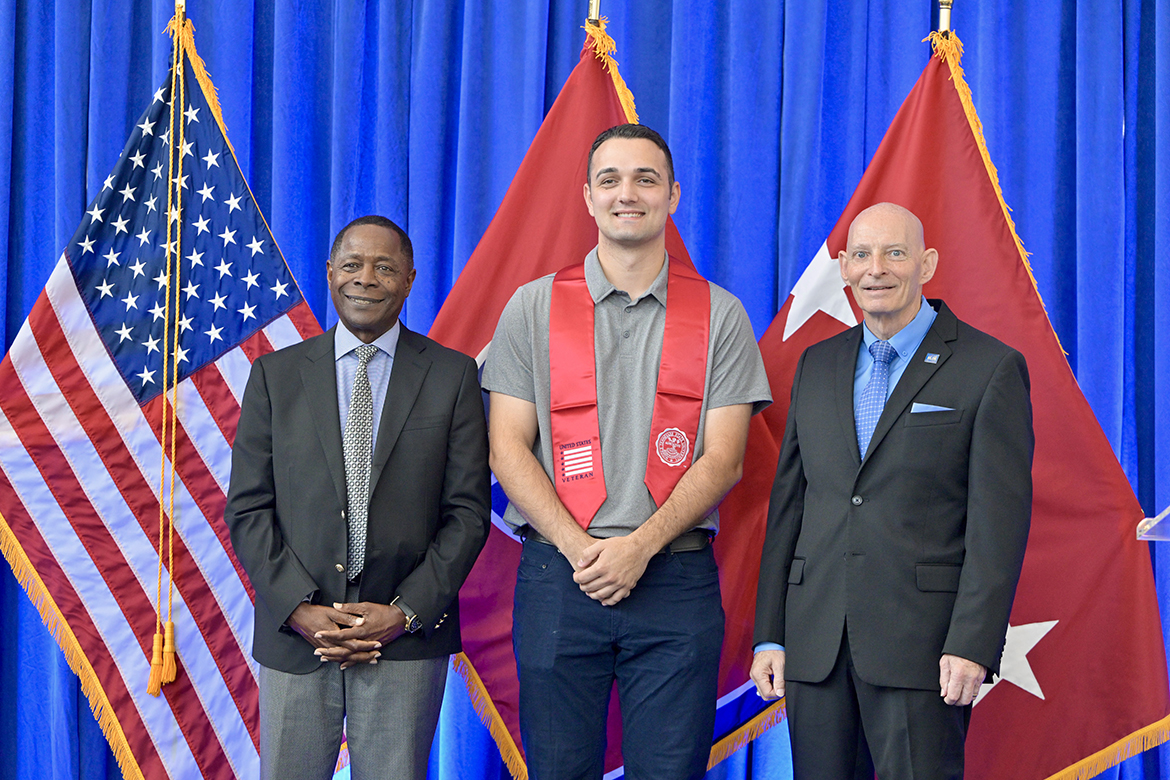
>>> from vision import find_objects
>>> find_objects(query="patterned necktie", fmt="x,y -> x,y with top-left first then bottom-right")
856,340 -> 897,461
344,344 -> 378,579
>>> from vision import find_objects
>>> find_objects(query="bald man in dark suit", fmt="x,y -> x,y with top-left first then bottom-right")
752,203 -> 1033,779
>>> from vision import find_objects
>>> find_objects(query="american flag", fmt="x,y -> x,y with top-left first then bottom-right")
0,38 -> 318,780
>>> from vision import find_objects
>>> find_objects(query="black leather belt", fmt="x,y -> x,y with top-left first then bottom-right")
523,527 -> 711,555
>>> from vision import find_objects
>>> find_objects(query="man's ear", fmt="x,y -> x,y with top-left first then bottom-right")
583,181 -> 595,217
920,248 -> 939,285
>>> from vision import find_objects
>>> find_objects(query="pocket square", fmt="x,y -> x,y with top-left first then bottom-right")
911,402 -> 955,413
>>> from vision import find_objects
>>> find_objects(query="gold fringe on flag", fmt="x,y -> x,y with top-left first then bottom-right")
930,31 -> 1170,775
925,31 -> 1064,352
452,652 -> 530,780
0,514 -> 146,780
165,15 -> 234,155
1042,712 -> 1170,780
706,699 -> 787,770
584,18 -> 639,125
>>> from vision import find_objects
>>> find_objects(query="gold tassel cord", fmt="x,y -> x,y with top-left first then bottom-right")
148,29 -> 184,698
452,653 -> 529,780
0,515 -> 146,780
161,19 -> 189,687
584,18 -> 639,125
149,6 -> 193,696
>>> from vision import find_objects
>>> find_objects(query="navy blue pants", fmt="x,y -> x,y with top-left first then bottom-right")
513,538 -> 725,780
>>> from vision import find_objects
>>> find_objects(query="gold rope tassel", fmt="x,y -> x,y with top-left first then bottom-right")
146,631 -> 165,697
583,18 -> 639,124
161,620 -> 177,684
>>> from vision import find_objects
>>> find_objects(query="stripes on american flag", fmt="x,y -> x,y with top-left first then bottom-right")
0,43 -> 320,780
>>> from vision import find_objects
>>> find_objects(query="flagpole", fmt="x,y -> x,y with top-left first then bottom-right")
938,0 -> 953,33
588,0 -> 600,26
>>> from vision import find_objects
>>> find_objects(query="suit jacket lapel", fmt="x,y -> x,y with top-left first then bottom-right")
300,327 -> 348,509
862,301 -> 957,464
836,326 -> 864,469
369,326 -> 431,491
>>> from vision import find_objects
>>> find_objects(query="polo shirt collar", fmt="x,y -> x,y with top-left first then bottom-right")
583,247 -> 671,306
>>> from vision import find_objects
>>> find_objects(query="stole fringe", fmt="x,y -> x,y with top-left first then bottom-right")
0,513 -> 146,780
452,652 -> 529,780
926,31 -> 1065,354
584,18 -> 640,125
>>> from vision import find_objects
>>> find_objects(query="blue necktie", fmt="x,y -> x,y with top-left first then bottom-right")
856,340 -> 896,460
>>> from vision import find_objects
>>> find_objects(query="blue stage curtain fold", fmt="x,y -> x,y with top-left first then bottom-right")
1,2 -> 1168,779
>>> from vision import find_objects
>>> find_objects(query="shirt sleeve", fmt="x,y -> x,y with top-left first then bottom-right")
706,286 -> 772,414
481,285 -> 537,403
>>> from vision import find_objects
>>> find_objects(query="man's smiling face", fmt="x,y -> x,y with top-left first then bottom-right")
583,137 -> 680,251
838,203 -> 937,339
327,223 -> 415,343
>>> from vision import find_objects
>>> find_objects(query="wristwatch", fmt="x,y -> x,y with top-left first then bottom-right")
391,596 -> 422,633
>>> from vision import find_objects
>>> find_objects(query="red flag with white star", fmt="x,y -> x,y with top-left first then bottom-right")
757,33 -> 1170,779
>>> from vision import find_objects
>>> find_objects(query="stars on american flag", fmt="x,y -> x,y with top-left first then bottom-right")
64,61 -> 301,401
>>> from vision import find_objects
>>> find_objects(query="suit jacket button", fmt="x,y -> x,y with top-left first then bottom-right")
335,563 -> 345,572
851,495 -> 863,506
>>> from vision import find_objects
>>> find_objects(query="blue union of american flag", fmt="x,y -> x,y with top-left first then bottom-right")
0,29 -> 319,780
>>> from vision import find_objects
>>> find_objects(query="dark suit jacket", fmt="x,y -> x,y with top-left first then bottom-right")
754,300 -> 1033,690
225,324 -> 491,674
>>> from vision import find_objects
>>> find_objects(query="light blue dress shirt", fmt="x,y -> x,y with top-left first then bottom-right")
334,319 -> 399,452
755,299 -> 937,657
852,297 -> 937,414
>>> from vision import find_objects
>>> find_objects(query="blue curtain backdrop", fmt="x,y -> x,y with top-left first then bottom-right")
1,1 -> 1167,778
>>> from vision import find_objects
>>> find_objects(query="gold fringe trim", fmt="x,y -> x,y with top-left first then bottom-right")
1043,712 -> 1170,780
452,652 -> 529,780
926,31 -> 1065,354
706,699 -> 787,770
166,15 -> 235,156
163,11 -> 306,306
583,18 -> 639,124
0,512 -> 146,780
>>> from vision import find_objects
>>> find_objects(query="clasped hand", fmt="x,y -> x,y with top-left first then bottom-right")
287,601 -> 407,670
571,535 -> 653,607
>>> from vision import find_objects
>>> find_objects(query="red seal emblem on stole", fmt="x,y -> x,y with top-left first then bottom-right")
655,427 -> 690,467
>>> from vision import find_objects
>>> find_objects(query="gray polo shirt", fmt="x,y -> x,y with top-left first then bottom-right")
483,248 -> 771,537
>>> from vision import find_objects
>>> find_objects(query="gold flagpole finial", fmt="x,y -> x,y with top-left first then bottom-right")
938,0 -> 954,33
588,0 -> 600,26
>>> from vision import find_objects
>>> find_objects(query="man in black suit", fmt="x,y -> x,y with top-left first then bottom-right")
225,215 -> 490,780
751,203 -> 1033,779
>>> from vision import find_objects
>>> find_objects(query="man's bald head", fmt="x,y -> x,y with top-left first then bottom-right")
838,202 -> 938,340
847,203 -> 927,253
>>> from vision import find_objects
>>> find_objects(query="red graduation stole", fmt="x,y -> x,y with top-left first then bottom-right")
548,257 -> 711,528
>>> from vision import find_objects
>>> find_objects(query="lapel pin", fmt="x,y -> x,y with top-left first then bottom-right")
925,353 -> 940,364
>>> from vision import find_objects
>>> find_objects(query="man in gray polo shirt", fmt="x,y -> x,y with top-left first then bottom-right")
484,123 -> 771,779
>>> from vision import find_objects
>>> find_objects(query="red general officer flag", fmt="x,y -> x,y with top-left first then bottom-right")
756,32 -> 1170,780
430,18 -> 778,778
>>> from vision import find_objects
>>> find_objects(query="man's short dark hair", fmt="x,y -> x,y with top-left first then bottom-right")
330,215 -> 414,267
587,123 -> 675,185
